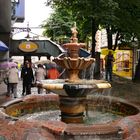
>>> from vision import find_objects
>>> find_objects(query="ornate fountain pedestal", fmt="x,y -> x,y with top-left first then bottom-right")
59,81 -> 111,123
59,96 -> 85,123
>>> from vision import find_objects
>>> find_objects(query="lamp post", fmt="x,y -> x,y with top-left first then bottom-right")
24,22 -> 31,40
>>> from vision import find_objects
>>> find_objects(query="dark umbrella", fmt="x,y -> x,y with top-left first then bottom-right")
0,41 -> 9,52
44,63 -> 53,69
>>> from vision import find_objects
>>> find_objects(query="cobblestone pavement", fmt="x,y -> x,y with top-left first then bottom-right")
111,75 -> 140,107
17,80 -> 39,97
0,80 -> 45,105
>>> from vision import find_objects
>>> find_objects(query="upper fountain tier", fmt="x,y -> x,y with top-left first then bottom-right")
60,22 -> 90,58
54,22 -> 95,81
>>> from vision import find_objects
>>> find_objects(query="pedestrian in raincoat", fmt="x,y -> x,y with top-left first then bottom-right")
7,65 -> 19,98
35,64 -> 46,94
21,61 -> 34,95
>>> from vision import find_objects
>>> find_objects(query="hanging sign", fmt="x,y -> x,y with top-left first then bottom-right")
19,41 -> 38,52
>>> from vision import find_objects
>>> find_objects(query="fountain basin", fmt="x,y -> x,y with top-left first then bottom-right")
0,94 -> 140,140
36,79 -> 112,123
37,79 -> 111,96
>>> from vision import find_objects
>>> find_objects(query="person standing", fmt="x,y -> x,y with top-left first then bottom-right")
35,64 -> 46,94
21,61 -> 34,95
7,65 -> 19,98
104,51 -> 115,81
47,64 -> 60,79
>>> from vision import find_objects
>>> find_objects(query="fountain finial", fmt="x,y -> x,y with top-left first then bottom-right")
71,22 -> 78,43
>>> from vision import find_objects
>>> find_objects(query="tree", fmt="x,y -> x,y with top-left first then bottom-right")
43,0 -> 117,79
44,0 -> 140,80
115,0 -> 140,48
42,7 -> 75,43
45,0 -> 140,50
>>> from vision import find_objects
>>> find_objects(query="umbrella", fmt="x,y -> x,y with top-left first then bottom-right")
0,62 -> 9,69
34,59 -> 56,65
44,62 -> 58,69
34,60 -> 49,65
0,61 -> 17,69
0,41 -> 9,52
79,48 -> 91,57
9,62 -> 18,68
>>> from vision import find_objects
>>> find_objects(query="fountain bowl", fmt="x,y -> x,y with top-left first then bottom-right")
37,79 -> 111,97
53,57 -> 95,70
0,94 -> 140,140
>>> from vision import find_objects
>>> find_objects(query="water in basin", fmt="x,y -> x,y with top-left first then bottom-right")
19,109 -> 122,125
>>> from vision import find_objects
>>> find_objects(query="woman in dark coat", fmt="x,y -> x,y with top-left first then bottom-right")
21,61 -> 34,95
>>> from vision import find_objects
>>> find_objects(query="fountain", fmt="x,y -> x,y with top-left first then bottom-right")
0,24 -> 140,140
37,23 -> 111,123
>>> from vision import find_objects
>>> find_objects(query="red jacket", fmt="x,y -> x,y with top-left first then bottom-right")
47,68 -> 60,79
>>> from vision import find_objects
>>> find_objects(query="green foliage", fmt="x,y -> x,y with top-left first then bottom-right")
115,0 -> 140,44
44,0 -> 140,49
42,7 -> 75,41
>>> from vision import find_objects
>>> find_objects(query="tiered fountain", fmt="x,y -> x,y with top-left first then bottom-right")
38,23 -> 111,123
0,24 -> 140,140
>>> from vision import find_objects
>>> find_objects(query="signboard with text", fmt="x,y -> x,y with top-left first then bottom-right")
19,41 -> 38,52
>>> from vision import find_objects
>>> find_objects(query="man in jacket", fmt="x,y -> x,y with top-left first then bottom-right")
35,64 -> 46,94
104,51 -> 115,81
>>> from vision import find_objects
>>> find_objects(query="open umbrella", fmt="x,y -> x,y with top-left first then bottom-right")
0,41 -> 9,52
8,62 -> 18,68
0,61 -> 17,69
44,62 -> 57,69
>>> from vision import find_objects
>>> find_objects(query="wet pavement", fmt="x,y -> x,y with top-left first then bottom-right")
0,76 -> 140,139
111,75 -> 140,107
0,80 -> 42,105
0,75 -> 140,106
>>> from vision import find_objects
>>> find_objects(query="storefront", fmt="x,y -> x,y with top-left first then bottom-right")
101,48 -> 132,78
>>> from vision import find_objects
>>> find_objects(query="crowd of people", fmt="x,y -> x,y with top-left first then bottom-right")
5,60 -> 60,98
5,51 -> 115,98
